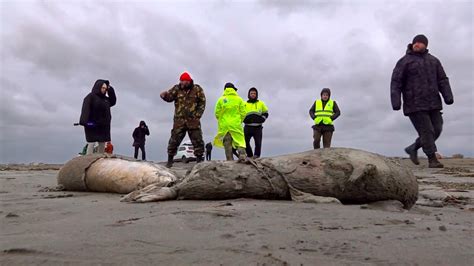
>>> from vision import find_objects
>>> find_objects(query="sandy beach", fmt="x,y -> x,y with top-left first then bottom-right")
1,158 -> 473,265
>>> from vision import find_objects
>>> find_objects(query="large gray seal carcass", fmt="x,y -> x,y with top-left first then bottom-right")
122,148 -> 418,209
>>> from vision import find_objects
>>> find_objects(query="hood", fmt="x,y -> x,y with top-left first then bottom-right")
224,82 -> 237,91
320,88 -> 331,99
223,87 -> 239,96
91,79 -> 109,97
139,121 -> 146,127
247,87 -> 259,103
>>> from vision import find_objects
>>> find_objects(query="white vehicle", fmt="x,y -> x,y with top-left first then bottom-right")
174,142 -> 195,163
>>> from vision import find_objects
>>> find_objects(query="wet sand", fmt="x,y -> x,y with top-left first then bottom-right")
1,159 -> 473,265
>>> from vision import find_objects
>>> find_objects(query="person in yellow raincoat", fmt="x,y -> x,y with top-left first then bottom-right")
214,82 -> 247,161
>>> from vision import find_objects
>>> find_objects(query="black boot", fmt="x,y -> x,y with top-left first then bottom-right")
428,154 -> 444,168
166,155 -> 174,168
196,156 -> 204,163
404,145 -> 419,165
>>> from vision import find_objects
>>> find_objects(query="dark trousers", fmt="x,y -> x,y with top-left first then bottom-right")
245,126 -> 263,157
134,143 -> 146,160
313,129 -> 333,149
206,151 -> 212,161
167,126 -> 204,157
408,110 -> 443,156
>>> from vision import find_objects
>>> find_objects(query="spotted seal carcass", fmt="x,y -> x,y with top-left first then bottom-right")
57,154 -> 177,194
122,148 -> 418,209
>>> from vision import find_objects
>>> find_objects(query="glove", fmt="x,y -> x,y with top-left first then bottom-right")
392,105 -> 401,111
445,98 -> 454,105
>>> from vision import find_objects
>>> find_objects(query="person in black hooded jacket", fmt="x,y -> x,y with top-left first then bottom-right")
132,121 -> 150,160
309,88 -> 340,149
79,79 -> 117,154
391,34 -> 454,168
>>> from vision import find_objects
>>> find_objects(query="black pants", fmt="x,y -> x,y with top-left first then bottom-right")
408,110 -> 443,156
134,143 -> 146,160
206,151 -> 212,161
244,126 -> 263,157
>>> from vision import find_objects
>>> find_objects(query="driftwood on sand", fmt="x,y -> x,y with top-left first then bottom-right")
121,148 -> 419,209
57,154 -> 177,194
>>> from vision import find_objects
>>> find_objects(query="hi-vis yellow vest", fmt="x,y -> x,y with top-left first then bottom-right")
245,101 -> 268,116
245,101 -> 268,126
314,99 -> 334,125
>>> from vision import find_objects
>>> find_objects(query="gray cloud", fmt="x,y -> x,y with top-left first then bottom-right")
0,0 -> 473,163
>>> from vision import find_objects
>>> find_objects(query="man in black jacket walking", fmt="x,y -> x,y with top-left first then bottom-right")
132,121 -> 150,160
391,34 -> 454,168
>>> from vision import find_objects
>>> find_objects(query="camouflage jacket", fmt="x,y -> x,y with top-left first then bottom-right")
163,84 -> 206,129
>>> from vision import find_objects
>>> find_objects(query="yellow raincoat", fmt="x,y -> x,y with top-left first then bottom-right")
214,88 -> 247,148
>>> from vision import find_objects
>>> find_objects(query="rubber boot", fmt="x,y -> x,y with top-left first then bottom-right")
404,145 -> 419,165
428,154 -> 444,168
166,155 -> 174,168
237,148 -> 247,163
223,133 -> 234,161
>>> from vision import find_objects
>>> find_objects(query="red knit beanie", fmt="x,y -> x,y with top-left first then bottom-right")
179,72 -> 192,81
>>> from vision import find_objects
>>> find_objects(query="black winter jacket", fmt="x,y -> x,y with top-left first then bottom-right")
79,79 -> 117,142
391,44 -> 453,116
133,123 -> 150,146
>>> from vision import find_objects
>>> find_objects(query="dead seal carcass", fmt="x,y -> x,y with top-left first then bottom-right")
57,154 -> 177,193
122,148 -> 418,209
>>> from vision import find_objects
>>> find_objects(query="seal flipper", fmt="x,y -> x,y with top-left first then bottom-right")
348,164 -> 377,183
289,187 -> 341,204
121,185 -> 178,203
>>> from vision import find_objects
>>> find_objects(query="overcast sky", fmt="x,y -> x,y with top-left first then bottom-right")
1,0 -> 473,163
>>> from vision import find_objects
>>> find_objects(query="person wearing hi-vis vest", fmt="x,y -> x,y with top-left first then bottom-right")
243,87 -> 269,158
309,88 -> 341,149
214,82 -> 247,162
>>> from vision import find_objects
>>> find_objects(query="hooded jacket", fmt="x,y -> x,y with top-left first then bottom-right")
214,87 -> 247,149
243,88 -> 269,126
132,121 -> 150,146
79,79 -> 116,142
391,44 -> 453,116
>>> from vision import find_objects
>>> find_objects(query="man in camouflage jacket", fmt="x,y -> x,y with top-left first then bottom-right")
160,72 -> 206,167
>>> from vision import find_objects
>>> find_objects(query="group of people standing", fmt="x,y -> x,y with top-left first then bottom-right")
79,34 -> 454,169
159,75 -> 271,167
